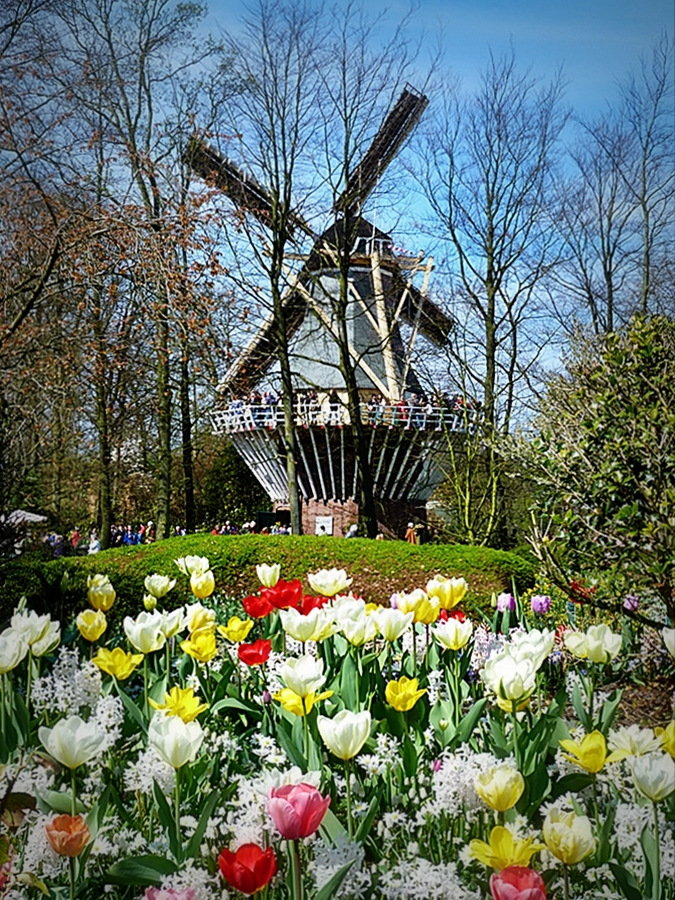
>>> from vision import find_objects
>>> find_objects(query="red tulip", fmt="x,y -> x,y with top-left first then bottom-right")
238,639 -> 272,666
490,866 -> 547,900
267,782 -> 331,839
242,593 -> 274,619
218,843 -> 277,896
262,579 -> 303,610
298,593 -> 330,615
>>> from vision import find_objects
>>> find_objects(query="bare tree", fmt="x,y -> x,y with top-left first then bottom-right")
551,34 -> 674,334
413,52 -> 567,545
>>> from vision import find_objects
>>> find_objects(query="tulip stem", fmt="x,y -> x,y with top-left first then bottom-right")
1,674 -> 5,739
143,655 -> 149,718
345,759 -> 353,839
562,863 -> 570,900
68,855 -> 75,900
411,627 -> 417,675
71,769 -> 77,816
289,839 -> 303,900
174,765 -> 182,863
26,649 -> 33,714
452,654 -> 461,729
302,699 -> 309,762
653,802 -> 661,900
510,703 -> 521,772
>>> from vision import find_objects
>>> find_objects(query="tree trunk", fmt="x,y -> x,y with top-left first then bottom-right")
179,337 -> 195,533
155,295 -> 172,539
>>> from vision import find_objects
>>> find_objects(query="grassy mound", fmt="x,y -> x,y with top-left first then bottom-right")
0,534 -> 535,627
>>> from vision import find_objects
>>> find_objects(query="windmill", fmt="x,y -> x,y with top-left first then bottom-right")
189,85 -> 475,535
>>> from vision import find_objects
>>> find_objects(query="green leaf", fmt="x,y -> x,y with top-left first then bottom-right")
354,789 -> 382,844
311,859 -> 355,900
402,735 -> 417,777
185,789 -> 220,860
36,790 -> 85,815
609,863 -> 645,900
570,683 -> 591,733
211,697 -> 261,718
319,807 -> 349,847
152,780 -> 179,861
640,821 -> 660,900
549,772 -> 593,800
456,698 -> 487,745
105,854 -> 179,887
596,688 -> 623,734
114,681 -> 147,735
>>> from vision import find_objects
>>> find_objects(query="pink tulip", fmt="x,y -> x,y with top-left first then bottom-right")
267,782 -> 331,839
144,889 -> 195,900
490,866 -> 547,900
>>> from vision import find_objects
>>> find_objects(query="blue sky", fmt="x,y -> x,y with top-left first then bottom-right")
208,0 -> 673,115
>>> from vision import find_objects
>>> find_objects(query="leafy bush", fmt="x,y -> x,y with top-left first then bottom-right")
0,534 -> 535,626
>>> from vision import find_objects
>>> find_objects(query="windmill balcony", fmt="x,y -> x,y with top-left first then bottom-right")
211,401 -> 479,436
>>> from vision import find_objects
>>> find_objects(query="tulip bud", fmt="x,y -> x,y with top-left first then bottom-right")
45,815 -> 90,857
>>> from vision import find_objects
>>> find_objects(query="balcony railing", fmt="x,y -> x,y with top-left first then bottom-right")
211,401 -> 479,436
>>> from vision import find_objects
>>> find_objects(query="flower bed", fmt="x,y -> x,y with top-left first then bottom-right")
0,557 -> 673,900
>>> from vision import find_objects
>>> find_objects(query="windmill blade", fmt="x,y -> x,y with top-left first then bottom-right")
185,137 -> 315,239
334,84 -> 429,215
396,283 -> 454,347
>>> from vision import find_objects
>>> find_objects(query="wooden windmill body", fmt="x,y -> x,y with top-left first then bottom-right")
190,86 -> 477,535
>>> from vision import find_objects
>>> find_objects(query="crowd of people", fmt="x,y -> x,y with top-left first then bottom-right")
219,388 -> 479,433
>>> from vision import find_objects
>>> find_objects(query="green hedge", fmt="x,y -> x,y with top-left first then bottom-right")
0,535 -> 535,628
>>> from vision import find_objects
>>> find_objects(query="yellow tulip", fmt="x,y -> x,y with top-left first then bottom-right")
543,808 -> 595,865
91,647 -> 144,680
385,676 -> 427,712
190,569 -> 215,600
413,595 -> 441,625
475,765 -> 525,812
559,730 -> 623,773
273,688 -> 334,716
426,575 -> 468,609
180,629 -> 218,663
75,609 -> 107,643
217,616 -> 254,643
149,686 -> 208,723
655,722 -> 675,758
469,825 -> 544,871
87,574 -> 116,612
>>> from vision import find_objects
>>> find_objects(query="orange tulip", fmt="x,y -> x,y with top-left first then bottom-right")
45,815 -> 90,857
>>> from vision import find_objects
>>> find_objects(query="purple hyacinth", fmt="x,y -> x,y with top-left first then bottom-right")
530,594 -> 552,614
496,592 -> 516,612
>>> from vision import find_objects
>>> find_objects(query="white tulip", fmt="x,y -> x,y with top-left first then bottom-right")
280,656 -> 326,698
370,607 -> 413,642
159,607 -> 187,640
31,620 -> 61,657
631,753 -> 675,803
307,568 -> 352,597
317,709 -> 371,760
482,651 -> 536,709
175,555 -> 210,577
0,629 -> 28,674
280,607 -> 335,642
256,563 -> 281,588
148,713 -> 204,769
39,715 -> 107,769
433,617 -> 473,651
509,628 -> 555,670
123,610 -> 166,654
11,610 -> 51,646
340,611 -> 377,646
144,574 -> 176,599
662,628 -> 675,661
564,624 -> 622,664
